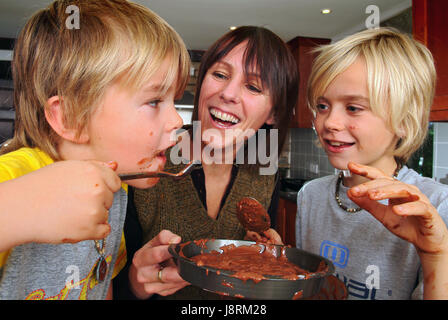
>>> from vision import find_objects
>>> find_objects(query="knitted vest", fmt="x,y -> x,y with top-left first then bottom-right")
135,159 -> 276,244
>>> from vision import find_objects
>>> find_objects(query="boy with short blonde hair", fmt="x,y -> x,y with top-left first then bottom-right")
297,28 -> 448,299
0,0 -> 189,299
307,28 -> 435,165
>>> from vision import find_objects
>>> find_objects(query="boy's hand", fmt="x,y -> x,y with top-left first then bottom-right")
346,162 -> 448,255
6,160 -> 121,246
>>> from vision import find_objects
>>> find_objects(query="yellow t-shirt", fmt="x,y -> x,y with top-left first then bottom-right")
0,148 -> 127,295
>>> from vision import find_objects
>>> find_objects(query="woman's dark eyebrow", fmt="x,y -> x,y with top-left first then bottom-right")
214,60 -> 261,78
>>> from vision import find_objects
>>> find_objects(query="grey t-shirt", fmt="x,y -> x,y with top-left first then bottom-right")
0,188 -> 127,300
296,166 -> 448,300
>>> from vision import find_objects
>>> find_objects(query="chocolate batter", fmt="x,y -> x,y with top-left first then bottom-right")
190,243 -> 318,283
236,197 -> 271,233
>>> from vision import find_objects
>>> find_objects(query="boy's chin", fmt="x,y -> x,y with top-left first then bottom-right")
126,177 -> 161,189
328,158 -> 350,171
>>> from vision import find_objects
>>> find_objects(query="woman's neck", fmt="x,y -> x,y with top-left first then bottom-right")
201,161 -> 234,177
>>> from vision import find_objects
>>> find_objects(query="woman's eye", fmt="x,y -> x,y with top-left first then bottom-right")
246,83 -> 262,93
212,71 -> 228,80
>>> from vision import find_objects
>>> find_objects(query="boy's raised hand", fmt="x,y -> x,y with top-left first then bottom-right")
346,162 -> 448,255
0,159 -> 121,250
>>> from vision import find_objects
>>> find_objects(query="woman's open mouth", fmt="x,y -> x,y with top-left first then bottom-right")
209,107 -> 240,128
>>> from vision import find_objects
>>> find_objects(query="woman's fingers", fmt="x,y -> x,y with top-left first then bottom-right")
133,230 -> 181,267
130,230 -> 189,297
156,265 -> 187,284
133,244 -> 172,268
145,229 -> 182,249
263,229 -> 284,245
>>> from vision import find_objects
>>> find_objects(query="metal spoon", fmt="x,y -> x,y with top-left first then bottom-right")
118,160 -> 201,181
236,197 -> 271,233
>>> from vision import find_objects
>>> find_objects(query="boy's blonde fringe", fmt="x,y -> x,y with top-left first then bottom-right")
307,27 -> 436,164
3,0 -> 190,160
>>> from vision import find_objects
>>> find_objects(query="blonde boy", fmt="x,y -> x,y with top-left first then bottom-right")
297,28 -> 448,299
0,0 -> 189,299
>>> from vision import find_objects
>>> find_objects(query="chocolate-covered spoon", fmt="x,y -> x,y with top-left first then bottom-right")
236,197 -> 271,233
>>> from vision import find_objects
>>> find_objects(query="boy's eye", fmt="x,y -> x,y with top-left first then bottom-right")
316,103 -> 328,112
147,99 -> 162,108
347,105 -> 362,113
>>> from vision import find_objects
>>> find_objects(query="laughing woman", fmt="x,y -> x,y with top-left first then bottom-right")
114,26 -> 299,299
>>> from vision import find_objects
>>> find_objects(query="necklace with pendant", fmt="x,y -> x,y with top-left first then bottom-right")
94,239 -> 108,282
335,164 -> 402,213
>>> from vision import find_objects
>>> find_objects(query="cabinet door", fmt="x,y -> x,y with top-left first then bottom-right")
276,197 -> 297,247
413,0 -> 448,121
283,199 -> 297,247
276,198 -> 287,243
288,37 -> 330,128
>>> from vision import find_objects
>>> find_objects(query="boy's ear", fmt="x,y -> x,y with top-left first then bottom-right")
44,96 -> 89,144
396,125 -> 406,139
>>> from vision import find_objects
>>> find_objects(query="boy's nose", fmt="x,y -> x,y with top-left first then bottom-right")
324,109 -> 345,132
166,103 -> 183,132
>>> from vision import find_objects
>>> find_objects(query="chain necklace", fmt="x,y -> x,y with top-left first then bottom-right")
335,164 -> 402,213
94,239 -> 108,282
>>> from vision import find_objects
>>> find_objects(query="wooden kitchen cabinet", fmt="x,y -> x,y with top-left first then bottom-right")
287,36 -> 330,128
413,0 -> 448,121
276,197 -> 297,247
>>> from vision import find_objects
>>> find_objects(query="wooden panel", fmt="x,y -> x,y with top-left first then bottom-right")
288,36 -> 330,128
413,0 -> 448,120
276,198 -> 287,243
276,197 -> 297,247
283,199 -> 297,247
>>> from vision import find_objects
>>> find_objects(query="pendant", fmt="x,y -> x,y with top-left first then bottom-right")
96,256 -> 108,282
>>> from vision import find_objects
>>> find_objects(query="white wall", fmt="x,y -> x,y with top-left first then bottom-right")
175,105 -> 193,125
433,122 -> 448,184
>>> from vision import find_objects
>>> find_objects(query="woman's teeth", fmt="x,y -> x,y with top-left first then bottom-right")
210,108 -> 240,124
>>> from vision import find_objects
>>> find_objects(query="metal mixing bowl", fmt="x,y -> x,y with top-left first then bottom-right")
169,239 -> 335,300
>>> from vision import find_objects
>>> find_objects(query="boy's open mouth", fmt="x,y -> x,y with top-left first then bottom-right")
325,139 -> 355,151
209,107 -> 240,127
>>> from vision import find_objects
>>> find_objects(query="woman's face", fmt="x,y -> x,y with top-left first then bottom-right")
197,41 -> 275,153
